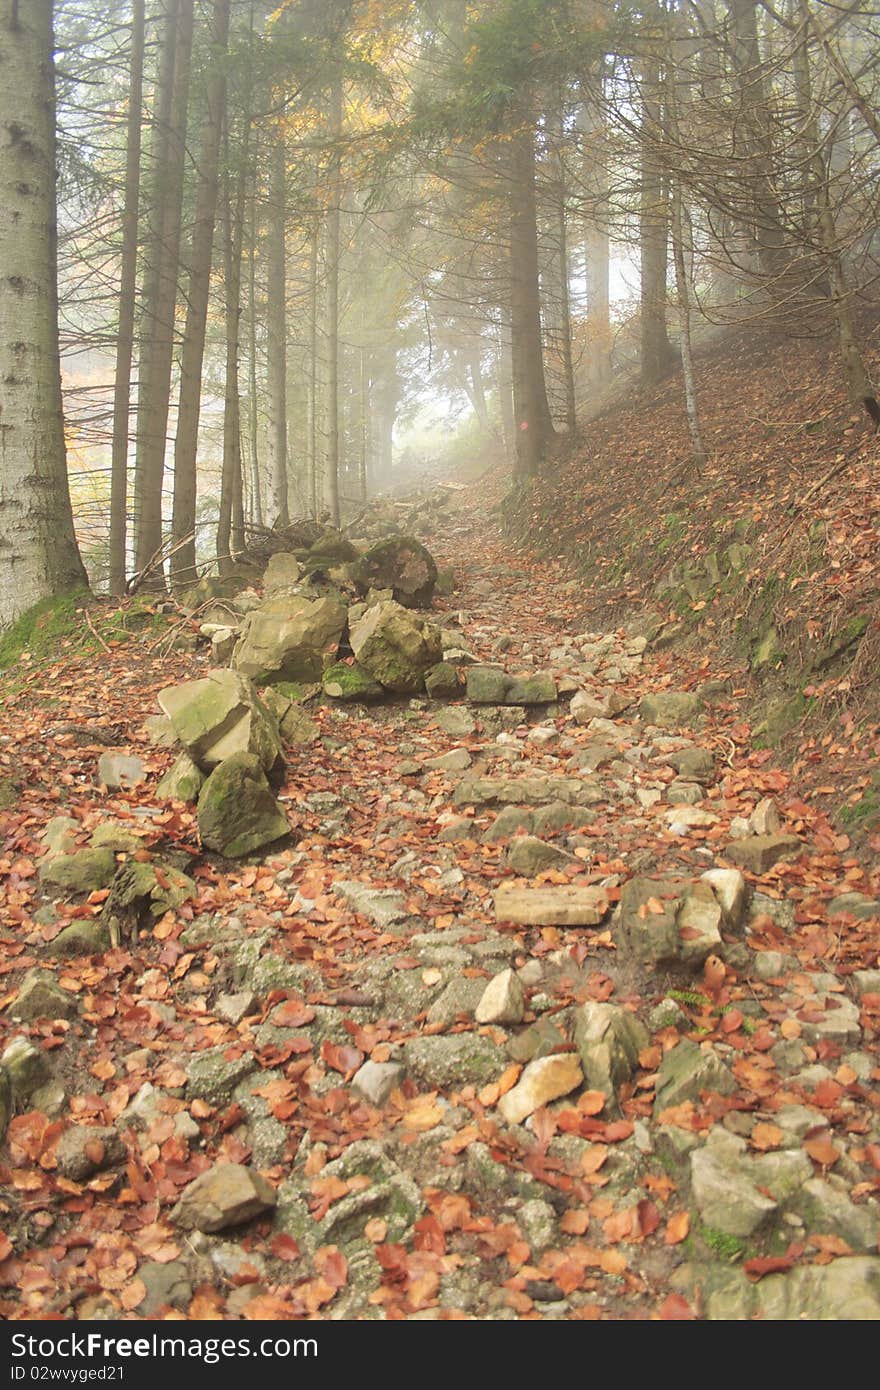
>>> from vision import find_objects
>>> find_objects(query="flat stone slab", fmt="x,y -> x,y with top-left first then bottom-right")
724,834 -> 803,873
454,775 -> 603,809
494,883 -> 609,926
171,1163 -> 276,1232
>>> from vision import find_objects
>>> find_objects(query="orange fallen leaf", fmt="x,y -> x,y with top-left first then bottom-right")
664,1211 -> 689,1245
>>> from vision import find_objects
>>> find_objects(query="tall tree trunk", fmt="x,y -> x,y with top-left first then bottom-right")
727,0 -> 788,279
217,131 -> 246,572
132,0 -> 194,584
307,220 -> 319,518
246,161 -> 262,527
580,62 -> 611,389
639,50 -> 674,387
170,0 -> 229,589
508,125 -> 554,478
108,0 -> 144,596
0,0 -> 88,625
358,342 -> 369,503
324,75 -> 342,527
554,146 -> 576,435
267,133 -> 288,526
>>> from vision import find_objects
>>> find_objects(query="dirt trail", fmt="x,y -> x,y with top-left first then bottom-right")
0,494 -> 878,1321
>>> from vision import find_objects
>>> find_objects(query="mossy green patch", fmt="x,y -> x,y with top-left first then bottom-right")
0,589 -> 90,672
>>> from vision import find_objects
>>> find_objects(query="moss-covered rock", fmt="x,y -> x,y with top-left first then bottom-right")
39,848 -> 116,895
158,668 -> 282,773
231,595 -> 347,685
349,535 -> 437,607
197,752 -> 289,858
349,600 -> 442,694
322,661 -> 383,701
155,752 -> 205,803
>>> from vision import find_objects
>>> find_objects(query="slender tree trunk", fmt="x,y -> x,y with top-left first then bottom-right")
267,133 -> 288,525
727,0 -> 788,279
132,0 -> 194,584
794,0 -> 879,425
639,50 -> 674,387
108,0 -> 144,596
247,162 -> 262,528
170,0 -> 229,589
217,130 -> 247,572
508,125 -> 554,478
307,220 -> 319,517
0,0 -> 88,625
554,147 -> 576,434
325,75 -> 343,526
580,63 -> 611,389
359,343 -> 369,503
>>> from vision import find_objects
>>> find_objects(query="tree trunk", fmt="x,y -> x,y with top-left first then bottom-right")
579,63 -> 611,389
246,160 -> 262,528
108,0 -> 144,596
267,133 -> 288,526
727,0 -> 788,279
170,0 -> 229,589
324,75 -> 342,527
132,0 -> 194,584
217,126 -> 246,572
639,50 -> 674,387
0,0 -> 88,626
508,125 -> 554,478
307,219 -> 319,518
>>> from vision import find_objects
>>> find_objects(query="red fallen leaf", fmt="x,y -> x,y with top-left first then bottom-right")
270,1234 -> 301,1262
271,998 -> 316,1028
601,1120 -> 634,1143
636,1199 -> 660,1237
376,1242 -> 409,1284
664,1211 -> 690,1245
0,1233 -> 13,1262
320,1040 -> 363,1076
721,1009 -> 744,1034
804,1134 -> 840,1167
314,1245 -> 348,1290
865,1144 -> 880,1172
216,1103 -> 246,1133
812,1078 -> 843,1108
744,1255 -> 796,1280
413,1215 -> 446,1255
660,1292 -> 696,1319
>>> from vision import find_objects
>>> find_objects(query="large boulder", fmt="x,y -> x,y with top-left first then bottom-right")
197,752 -> 289,858
350,536 -> 437,607
158,669 -> 282,773
262,552 -> 302,595
231,595 -> 346,685
349,600 -> 442,694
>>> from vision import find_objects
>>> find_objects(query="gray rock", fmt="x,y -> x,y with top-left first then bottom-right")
1,1037 -> 51,1100
197,752 -> 289,857
39,848 -> 116,895
793,1178 -> 880,1252
639,692 -> 702,727
334,880 -> 408,929
435,707 -> 477,738
724,834 -> 803,873
425,747 -> 472,772
466,666 -> 511,703
454,774 -> 602,810
507,836 -> 573,875
171,1163 -> 276,1232
653,1040 -> 736,1113
232,595 -> 347,685
352,1061 -> 405,1106
156,752 -> 205,803
56,1125 -> 126,1181
263,552 -> 302,594
11,970 -> 78,1021
158,669 -> 282,773
426,978 -> 486,1027
475,970 -> 526,1026
350,600 -> 442,694
668,747 -> 715,782
425,663 -> 461,700
186,1047 -> 258,1104
402,1035 -> 506,1089
505,673 -> 557,705
136,1261 -> 193,1316
573,1002 -> 648,1110
483,806 -> 535,841
828,892 -> 880,921
97,753 -> 145,790
691,1140 -> 778,1237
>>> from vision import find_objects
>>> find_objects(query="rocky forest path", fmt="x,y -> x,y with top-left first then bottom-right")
0,488 -> 878,1321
